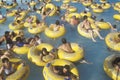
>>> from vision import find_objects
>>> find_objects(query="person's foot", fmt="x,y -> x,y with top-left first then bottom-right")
100,37 -> 104,40
92,39 -> 96,42
79,60 -> 93,64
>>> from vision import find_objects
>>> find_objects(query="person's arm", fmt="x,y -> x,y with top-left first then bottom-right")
81,21 -> 85,28
107,22 -> 113,29
0,36 -> 5,44
39,53 -> 44,62
49,52 -> 55,59
46,8 -> 54,16
67,43 -> 74,53
0,66 -> 4,75
52,66 -> 60,74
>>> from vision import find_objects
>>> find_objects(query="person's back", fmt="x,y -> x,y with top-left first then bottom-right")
59,38 -> 74,53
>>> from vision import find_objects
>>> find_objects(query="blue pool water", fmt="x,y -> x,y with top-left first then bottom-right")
1,0 -> 120,80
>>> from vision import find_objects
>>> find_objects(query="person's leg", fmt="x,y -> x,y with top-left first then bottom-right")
79,57 -> 93,64
93,29 -> 104,40
88,30 -> 96,42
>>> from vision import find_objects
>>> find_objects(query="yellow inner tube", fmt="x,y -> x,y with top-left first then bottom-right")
115,2 -> 120,6
11,30 -> 24,41
63,0 -> 70,4
7,10 -> 17,17
95,21 -> 111,29
100,0 -> 107,3
14,10 -> 28,21
4,3 -> 17,9
101,3 -> 111,9
77,22 -> 97,39
60,4 -> 69,9
4,58 -> 30,80
67,6 -> 77,12
43,59 -> 80,80
30,1 -> 37,6
24,16 -> 37,28
0,17 -> 6,24
113,5 -> 120,11
9,22 -> 24,30
105,32 -> 120,51
71,0 -> 78,3
82,1 -> 92,6
45,24 -> 66,39
44,0 -> 51,3
44,3 -> 57,16
113,14 -> 120,21
28,23 -> 47,34
58,43 -> 84,62
55,0 -> 60,1
28,43 -> 54,66
90,3 -> 100,9
93,8 -> 104,13
80,12 -> 91,17
13,46 -> 30,54
66,13 -> 81,22
104,54 -> 120,80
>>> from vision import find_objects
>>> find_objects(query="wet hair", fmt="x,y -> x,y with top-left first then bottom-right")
16,20 -> 21,23
5,31 -> 10,35
42,48 -> 49,55
103,3 -> 106,5
6,9 -> 9,12
42,48 -> 47,52
84,11 -> 87,13
55,20 -> 60,25
112,57 -> 120,67
98,6 -> 102,9
62,38 -> 67,44
2,58 -> 9,63
11,31 -> 16,37
100,19 -> 104,22
118,34 -> 120,38
43,11 -> 46,15
113,25 -> 116,28
64,65 -> 70,70
16,37 -> 22,42
34,35 -> 39,39
5,31 -> 10,37
36,19 -> 40,24
27,38 -> 34,44
83,15 -> 88,20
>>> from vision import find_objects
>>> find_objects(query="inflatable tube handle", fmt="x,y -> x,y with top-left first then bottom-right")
46,63 -> 51,67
